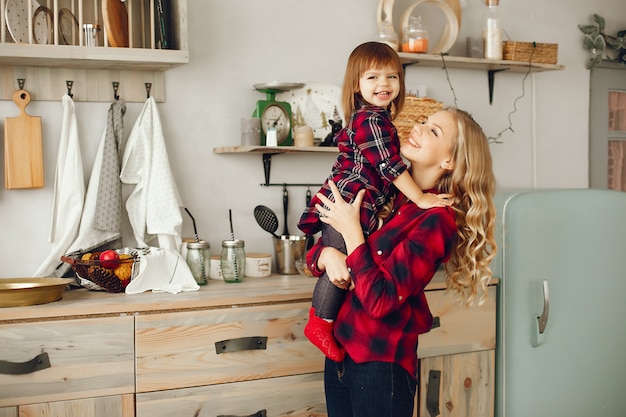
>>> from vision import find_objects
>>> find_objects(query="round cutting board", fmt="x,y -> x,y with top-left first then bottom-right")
102,0 -> 128,47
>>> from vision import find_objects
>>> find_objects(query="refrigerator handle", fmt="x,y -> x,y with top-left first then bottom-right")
532,279 -> 550,347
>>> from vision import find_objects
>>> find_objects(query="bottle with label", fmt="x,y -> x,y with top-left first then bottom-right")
402,16 -> 429,53
220,240 -> 246,283
186,241 -> 210,285
482,0 -> 503,60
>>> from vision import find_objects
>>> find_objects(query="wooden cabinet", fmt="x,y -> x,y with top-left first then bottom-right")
417,284 -> 497,417
0,316 -> 135,417
0,273 -> 497,417
135,302 -> 326,416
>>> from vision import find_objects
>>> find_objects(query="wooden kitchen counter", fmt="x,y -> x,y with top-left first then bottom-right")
0,271 -> 454,323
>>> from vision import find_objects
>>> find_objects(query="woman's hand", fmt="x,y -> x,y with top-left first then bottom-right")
316,180 -> 366,255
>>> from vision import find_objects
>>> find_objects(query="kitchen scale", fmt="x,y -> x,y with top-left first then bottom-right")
252,82 -> 304,146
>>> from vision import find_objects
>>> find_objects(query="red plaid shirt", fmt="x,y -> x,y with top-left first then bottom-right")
306,192 -> 457,379
298,106 -> 408,236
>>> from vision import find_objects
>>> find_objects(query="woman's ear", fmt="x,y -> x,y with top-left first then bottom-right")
441,160 -> 455,171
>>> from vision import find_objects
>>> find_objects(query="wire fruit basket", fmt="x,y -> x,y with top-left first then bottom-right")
394,96 -> 444,142
61,248 -> 140,293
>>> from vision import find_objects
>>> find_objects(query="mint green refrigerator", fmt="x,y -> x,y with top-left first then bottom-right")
493,189 -> 626,417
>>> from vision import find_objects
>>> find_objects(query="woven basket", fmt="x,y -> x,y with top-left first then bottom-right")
394,96 -> 444,142
503,41 -> 558,64
61,248 -> 139,293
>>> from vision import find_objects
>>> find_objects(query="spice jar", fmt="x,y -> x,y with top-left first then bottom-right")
221,240 -> 246,283
186,241 -> 210,285
402,16 -> 429,53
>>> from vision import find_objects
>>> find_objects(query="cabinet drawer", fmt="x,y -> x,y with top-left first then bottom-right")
418,286 -> 496,358
0,316 -> 134,407
135,302 -> 324,392
136,372 -> 326,417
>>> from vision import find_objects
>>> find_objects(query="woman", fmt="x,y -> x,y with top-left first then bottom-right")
306,107 -> 497,417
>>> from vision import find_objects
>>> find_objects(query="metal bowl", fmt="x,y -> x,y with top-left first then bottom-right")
0,278 -> 74,308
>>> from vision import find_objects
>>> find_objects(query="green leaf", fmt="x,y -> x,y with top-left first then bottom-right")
578,24 -> 598,35
587,54 -> 603,70
583,34 -> 596,50
606,38 -> 621,49
592,34 -> 606,50
593,14 -> 606,31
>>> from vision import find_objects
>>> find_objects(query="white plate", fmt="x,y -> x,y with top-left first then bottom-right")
4,0 -> 48,44
276,81 -> 344,140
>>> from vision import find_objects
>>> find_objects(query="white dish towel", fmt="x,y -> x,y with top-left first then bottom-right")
34,95 -> 85,277
125,247 -> 199,294
120,97 -> 183,252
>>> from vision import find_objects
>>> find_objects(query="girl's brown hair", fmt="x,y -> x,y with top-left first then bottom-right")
341,42 -> 406,122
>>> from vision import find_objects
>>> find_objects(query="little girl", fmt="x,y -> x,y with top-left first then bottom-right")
298,41 -> 451,361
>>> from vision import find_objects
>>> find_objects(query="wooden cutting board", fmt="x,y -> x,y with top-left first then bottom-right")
4,89 -> 44,189
102,0 -> 129,47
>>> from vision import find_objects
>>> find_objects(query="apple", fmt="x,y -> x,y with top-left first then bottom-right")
99,250 -> 121,270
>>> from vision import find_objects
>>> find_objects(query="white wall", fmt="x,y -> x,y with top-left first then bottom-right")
1,0 -> 625,276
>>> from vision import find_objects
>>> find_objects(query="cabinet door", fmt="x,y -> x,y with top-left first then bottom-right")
136,373 -> 326,417
17,394 -> 134,417
0,316 -> 134,407
418,350 -> 495,417
135,301 -> 324,392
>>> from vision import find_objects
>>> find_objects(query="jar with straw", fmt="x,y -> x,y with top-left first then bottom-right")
221,209 -> 245,282
184,208 -> 209,285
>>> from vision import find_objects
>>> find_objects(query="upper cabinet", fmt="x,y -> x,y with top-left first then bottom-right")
0,0 -> 188,102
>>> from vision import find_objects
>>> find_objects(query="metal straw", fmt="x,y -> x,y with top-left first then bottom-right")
184,207 -> 207,282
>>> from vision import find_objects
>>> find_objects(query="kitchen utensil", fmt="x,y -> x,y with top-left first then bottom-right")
0,278 -> 74,308
254,205 -> 280,238
282,184 -> 289,236
102,0 -> 129,47
4,88 -> 44,189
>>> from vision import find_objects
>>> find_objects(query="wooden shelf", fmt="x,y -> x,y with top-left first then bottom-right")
214,146 -> 337,185
0,44 -> 189,71
398,52 -> 564,72
213,145 -> 338,155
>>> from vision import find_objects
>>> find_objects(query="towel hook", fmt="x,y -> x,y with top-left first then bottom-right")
17,78 -> 25,90
112,81 -> 120,100
66,80 -> 74,98
145,82 -> 152,99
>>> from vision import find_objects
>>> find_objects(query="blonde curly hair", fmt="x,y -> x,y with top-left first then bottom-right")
438,107 -> 497,306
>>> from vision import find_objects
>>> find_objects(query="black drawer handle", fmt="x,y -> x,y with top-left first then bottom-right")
0,352 -> 51,375
426,369 -> 441,417
215,336 -> 267,354
218,409 -> 266,417
431,316 -> 441,330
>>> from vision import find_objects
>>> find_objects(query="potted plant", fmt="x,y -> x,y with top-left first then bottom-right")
578,14 -> 626,69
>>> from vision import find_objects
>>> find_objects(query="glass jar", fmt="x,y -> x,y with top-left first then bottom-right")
221,240 -> 245,283
378,21 -> 399,51
186,241 -> 210,285
402,16 -> 429,53
482,0 -> 503,60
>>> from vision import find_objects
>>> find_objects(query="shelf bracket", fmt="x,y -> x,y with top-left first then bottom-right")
487,68 -> 508,105
262,153 -> 279,186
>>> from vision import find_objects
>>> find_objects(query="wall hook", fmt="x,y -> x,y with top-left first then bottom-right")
112,81 -> 120,100
17,78 -> 25,90
66,80 -> 74,98
145,82 -> 152,99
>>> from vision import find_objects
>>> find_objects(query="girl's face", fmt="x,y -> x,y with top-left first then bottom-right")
400,110 -> 457,170
358,65 -> 400,109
